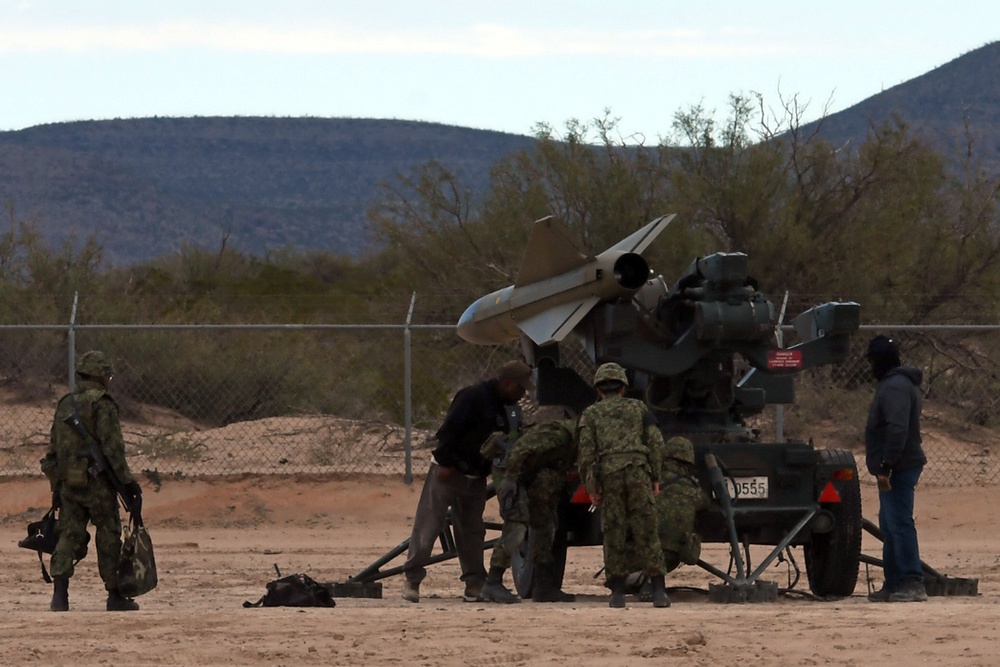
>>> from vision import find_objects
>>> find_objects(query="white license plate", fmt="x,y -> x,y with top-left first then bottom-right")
725,476 -> 769,500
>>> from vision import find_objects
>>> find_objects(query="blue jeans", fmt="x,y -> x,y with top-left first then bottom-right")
878,465 -> 923,590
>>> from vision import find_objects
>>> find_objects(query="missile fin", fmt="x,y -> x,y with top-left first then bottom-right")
607,214 -> 676,254
518,295 -> 601,346
515,216 -> 592,287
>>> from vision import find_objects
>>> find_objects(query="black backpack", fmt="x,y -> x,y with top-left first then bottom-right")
243,565 -> 336,608
18,507 -> 89,583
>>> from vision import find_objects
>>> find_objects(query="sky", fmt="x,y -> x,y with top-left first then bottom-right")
1,1 -> 997,141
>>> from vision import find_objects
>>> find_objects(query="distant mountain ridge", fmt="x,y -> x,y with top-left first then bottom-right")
808,41 -> 1000,169
0,117 -> 537,263
0,41 -> 997,266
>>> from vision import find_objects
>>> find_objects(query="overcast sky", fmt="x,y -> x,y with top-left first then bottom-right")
1,1 -> 996,141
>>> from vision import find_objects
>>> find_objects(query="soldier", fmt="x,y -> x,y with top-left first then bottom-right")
503,417 -> 579,602
480,425 -> 526,604
652,436 -> 708,573
628,435 -> 709,604
577,362 -> 668,608
40,350 -> 143,612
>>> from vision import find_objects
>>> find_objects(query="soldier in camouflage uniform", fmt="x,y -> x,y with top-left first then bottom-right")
504,418 -> 579,602
577,362 -> 669,608
480,424 -> 527,603
652,436 -> 708,572
627,435 -> 709,604
40,350 -> 143,612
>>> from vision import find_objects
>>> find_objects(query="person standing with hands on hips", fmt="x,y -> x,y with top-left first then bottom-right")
864,335 -> 928,603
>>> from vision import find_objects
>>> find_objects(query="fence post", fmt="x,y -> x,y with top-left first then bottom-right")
68,292 -> 79,392
403,293 -> 416,484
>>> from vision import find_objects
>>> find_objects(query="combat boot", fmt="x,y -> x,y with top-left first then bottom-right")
481,567 -> 520,604
608,577 -> 627,608
867,585 -> 893,602
401,579 -> 420,603
50,576 -> 69,612
106,590 -> 139,611
650,575 -> 670,608
889,580 -> 927,603
531,564 -> 576,603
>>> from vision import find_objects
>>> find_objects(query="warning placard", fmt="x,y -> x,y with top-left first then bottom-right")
768,349 -> 803,369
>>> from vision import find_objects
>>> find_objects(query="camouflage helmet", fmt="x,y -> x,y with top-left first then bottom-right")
76,350 -> 114,378
593,362 -> 629,387
664,436 -> 695,465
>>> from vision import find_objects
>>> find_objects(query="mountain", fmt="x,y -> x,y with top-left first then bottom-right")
806,41 -> 1000,172
0,117 -> 537,264
0,42 -> 997,266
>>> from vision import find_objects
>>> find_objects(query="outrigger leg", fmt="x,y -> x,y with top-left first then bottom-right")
328,510 -> 502,598
859,518 -> 978,597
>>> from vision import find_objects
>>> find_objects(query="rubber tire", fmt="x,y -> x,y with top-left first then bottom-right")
511,526 -> 568,599
803,448 -> 862,597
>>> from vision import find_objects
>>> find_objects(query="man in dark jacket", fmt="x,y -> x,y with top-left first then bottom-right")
400,360 -> 533,603
864,335 -> 928,603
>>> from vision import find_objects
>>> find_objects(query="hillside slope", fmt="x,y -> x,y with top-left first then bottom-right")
0,117 -> 536,263
0,42 -> 997,265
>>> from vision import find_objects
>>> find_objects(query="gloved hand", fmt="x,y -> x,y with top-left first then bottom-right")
124,481 -> 143,519
497,478 -> 519,518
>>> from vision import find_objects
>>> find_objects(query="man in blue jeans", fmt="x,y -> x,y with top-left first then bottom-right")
864,335 -> 928,603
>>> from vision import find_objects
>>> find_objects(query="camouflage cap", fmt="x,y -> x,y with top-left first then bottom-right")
593,362 -> 629,387
75,350 -> 115,378
498,360 -> 534,391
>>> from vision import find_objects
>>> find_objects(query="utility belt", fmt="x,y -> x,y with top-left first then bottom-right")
432,455 -> 486,479
600,451 -> 647,460
659,472 -> 699,487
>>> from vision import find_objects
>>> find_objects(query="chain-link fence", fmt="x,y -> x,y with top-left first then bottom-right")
0,323 -> 997,485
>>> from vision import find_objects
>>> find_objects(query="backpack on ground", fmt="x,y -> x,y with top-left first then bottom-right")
243,565 -> 336,608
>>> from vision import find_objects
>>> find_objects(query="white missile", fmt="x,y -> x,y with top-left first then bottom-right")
457,214 -> 675,346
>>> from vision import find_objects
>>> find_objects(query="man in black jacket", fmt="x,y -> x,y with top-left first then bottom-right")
864,335 -> 928,603
401,360 -> 533,603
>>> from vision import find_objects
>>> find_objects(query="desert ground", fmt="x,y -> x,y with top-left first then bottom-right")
0,472 -> 996,667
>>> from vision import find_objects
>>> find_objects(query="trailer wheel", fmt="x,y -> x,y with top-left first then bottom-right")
804,448 -> 862,597
511,528 -> 568,599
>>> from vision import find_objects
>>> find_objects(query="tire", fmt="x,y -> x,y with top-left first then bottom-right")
511,527 -> 568,599
804,448 -> 862,597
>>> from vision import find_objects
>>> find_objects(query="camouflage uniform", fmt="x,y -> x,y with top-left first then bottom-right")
578,394 -> 666,580
40,351 -> 140,611
481,431 -> 528,572
624,435 -> 708,575
504,419 -> 578,568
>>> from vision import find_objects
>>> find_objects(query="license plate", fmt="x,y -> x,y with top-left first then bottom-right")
725,476 -> 769,500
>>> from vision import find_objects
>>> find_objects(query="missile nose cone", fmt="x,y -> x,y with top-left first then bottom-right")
457,302 -> 478,343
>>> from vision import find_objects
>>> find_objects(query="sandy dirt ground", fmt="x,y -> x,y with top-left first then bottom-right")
1,473 -> 997,667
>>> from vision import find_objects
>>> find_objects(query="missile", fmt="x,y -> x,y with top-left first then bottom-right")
457,214 -> 675,346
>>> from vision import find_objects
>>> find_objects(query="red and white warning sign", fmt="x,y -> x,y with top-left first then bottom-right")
767,349 -> 803,369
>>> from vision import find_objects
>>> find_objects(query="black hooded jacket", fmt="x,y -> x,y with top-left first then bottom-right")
864,366 -> 927,476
